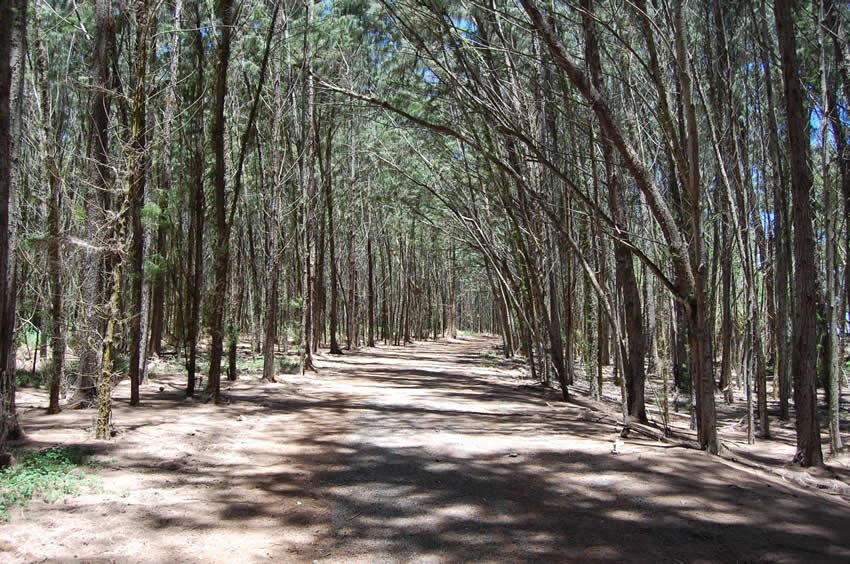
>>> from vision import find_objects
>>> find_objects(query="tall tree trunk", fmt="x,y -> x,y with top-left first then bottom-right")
0,0 -> 21,464
262,12 -> 286,381
76,0 -> 113,404
152,0 -> 183,360
94,242 -> 124,439
313,200 -> 326,353
719,222 -> 734,403
147,223 -> 166,357
559,198 -> 571,377
262,253 -> 279,383
381,232 -> 389,343
583,0 -> 645,421
322,117 -> 343,354
185,11 -> 205,397
367,231 -> 375,347
208,0 -> 277,388
823,0 -> 846,454
300,0 -> 316,373
760,0 -> 792,419
149,0 -> 182,359
2,0 -> 26,443
546,230 -> 568,399
345,138 -> 358,350
127,0 -> 152,406
672,0 -> 717,453
34,8 -> 64,415
246,218 -> 263,355
206,0 -> 235,402
226,227 -> 242,383
775,0 -> 824,467
447,245 -> 457,339
707,1 -> 735,407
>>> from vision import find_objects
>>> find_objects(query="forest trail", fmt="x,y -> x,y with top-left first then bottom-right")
4,336 -> 850,563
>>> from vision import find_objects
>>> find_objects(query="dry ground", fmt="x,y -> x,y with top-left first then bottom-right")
2,336 -> 850,563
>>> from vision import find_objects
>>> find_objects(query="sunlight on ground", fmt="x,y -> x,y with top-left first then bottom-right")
3,337 -> 850,563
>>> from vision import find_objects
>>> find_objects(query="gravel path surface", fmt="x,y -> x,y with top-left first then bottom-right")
3,335 -> 850,562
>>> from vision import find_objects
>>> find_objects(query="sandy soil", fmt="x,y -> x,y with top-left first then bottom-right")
2,336 -> 850,563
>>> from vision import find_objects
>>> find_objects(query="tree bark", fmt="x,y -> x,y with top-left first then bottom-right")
0,0 -> 20,464
775,0 -> 824,466
34,8 -> 64,415
185,10 -> 205,397
262,11 -> 286,382
447,245 -> 457,339
76,0 -> 113,404
583,0 -> 645,421
367,231 -> 375,347
760,0 -> 792,419
821,0 -> 844,454
94,248 -> 122,440
127,0 -> 153,406
149,0 -> 183,359
345,137 -> 358,350
300,0 -> 316,373
206,0 -> 235,402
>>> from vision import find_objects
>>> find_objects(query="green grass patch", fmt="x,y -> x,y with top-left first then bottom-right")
236,357 -> 265,373
0,446 -> 101,522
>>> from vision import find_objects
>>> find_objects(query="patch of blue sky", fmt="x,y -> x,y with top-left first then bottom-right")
750,161 -> 765,191
422,66 -> 439,85
370,28 -> 395,48
810,103 -> 850,148
759,209 -> 774,235
452,16 -> 477,34
654,162 -> 668,188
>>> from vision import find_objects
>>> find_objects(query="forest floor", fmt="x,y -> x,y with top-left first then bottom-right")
3,335 -> 850,563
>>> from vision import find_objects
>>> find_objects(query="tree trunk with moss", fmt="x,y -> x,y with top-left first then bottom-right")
127,0 -> 152,406
0,0 -> 17,464
76,0 -> 112,404
205,0 -> 235,402
34,8 -> 64,415
94,249 -> 123,440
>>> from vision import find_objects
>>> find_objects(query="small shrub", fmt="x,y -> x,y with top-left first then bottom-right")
480,352 -> 500,368
237,357 -> 264,372
0,446 -> 98,522
278,356 -> 300,374
111,354 -> 130,376
16,369 -> 48,389
16,328 -> 40,350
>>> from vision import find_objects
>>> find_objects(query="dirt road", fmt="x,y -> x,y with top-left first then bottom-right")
3,336 -> 849,562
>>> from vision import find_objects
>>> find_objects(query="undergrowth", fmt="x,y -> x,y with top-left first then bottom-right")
0,446 -> 101,522
279,355 -> 300,374
480,351 -> 500,368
